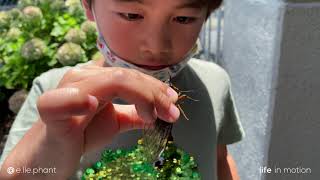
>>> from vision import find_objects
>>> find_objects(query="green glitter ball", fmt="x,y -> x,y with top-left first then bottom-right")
82,139 -> 201,180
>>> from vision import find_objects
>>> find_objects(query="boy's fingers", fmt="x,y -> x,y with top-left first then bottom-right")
50,67 -> 179,125
60,62 -> 113,85
74,68 -> 180,122
58,68 -> 104,87
153,88 -> 179,122
37,88 -> 98,122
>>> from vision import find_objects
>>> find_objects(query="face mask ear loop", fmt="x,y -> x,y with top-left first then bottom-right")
90,3 -> 118,59
91,5 -> 132,69
90,1 -> 102,39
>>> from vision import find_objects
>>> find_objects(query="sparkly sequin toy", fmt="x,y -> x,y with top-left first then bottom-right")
82,83 -> 201,180
82,138 -> 201,180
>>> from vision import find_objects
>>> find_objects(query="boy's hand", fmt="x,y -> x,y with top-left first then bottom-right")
0,64 -> 180,179
38,65 -> 180,153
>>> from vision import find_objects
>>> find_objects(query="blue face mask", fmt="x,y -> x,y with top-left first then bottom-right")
92,7 -> 199,82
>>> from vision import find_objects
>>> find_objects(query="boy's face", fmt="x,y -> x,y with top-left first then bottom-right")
84,0 -> 207,69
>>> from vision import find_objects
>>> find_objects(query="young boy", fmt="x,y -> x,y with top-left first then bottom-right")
0,0 -> 245,179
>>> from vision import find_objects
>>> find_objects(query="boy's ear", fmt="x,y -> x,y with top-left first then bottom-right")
82,0 -> 95,21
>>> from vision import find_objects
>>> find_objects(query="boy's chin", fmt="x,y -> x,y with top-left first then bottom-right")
94,58 -> 171,70
134,64 -> 170,70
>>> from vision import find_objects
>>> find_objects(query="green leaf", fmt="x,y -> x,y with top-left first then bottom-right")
50,26 -> 63,37
48,58 -> 58,67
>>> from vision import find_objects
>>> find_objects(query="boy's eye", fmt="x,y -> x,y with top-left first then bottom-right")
174,16 -> 197,24
118,13 -> 144,21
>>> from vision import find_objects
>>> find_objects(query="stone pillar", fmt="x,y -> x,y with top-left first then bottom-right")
222,0 -> 320,180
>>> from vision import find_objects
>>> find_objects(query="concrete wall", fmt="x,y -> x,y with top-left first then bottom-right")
222,0 -> 320,179
266,2 -> 320,180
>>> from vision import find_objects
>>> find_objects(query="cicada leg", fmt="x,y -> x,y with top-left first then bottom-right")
177,104 -> 189,121
178,94 -> 200,102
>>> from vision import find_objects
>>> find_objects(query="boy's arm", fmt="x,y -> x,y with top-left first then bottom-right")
217,145 -> 240,180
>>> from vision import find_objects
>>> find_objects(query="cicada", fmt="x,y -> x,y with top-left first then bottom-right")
142,79 -> 199,164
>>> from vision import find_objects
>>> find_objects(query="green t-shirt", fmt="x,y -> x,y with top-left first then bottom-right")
0,58 -> 245,180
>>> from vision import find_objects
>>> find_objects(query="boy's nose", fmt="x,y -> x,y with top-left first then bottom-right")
140,24 -> 172,60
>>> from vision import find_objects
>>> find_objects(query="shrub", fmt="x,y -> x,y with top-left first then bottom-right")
0,0 -> 98,90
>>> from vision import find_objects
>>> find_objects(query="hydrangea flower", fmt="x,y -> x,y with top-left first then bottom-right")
65,0 -> 84,16
81,21 -> 97,37
0,12 -> 10,31
8,89 -> 29,114
56,42 -> 87,66
65,28 -> 87,44
6,27 -> 22,40
8,8 -> 23,21
21,38 -> 46,61
65,0 -> 82,8
50,0 -> 66,11
22,6 -> 43,26
18,0 -> 36,8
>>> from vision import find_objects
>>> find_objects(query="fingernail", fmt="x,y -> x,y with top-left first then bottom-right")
152,108 -> 158,120
88,95 -> 98,108
167,87 -> 178,98
169,103 -> 180,122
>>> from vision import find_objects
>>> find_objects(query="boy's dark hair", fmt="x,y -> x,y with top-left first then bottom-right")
85,0 -> 223,19
207,0 -> 223,15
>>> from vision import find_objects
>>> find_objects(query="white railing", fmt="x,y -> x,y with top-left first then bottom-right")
197,6 -> 224,64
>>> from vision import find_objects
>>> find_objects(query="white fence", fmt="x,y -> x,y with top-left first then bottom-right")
197,6 -> 224,64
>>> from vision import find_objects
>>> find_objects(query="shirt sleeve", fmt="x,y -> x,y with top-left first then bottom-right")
217,74 -> 245,145
0,76 -> 43,167
0,62 -> 88,168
